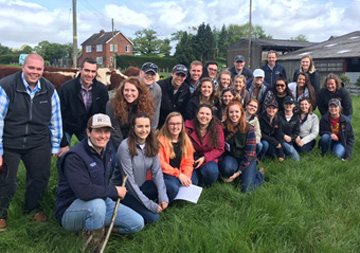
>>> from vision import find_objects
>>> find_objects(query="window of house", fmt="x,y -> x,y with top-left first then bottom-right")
110,44 -> 118,52
96,57 -> 103,66
85,45 -> 92,53
96,44 -> 103,52
125,45 -> 130,52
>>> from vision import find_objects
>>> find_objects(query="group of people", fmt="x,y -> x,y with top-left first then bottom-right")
0,53 -> 355,250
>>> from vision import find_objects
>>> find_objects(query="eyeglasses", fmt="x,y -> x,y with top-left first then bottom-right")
168,123 -> 182,127
208,68 -> 218,72
276,84 -> 285,87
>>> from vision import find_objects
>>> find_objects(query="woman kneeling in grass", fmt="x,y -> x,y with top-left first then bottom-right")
220,101 -> 265,192
158,112 -> 195,202
111,113 -> 168,224
185,104 -> 225,187
319,98 -> 354,161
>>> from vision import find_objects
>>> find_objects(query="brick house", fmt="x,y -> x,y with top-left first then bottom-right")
78,29 -> 133,67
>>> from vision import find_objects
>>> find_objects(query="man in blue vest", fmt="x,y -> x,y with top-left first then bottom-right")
0,54 -> 62,232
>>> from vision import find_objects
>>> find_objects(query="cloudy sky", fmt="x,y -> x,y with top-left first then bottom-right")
1,0 -> 359,50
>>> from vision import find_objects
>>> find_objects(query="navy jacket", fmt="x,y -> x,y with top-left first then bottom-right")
319,113 -> 354,160
58,75 -> 109,146
228,66 -> 253,80
261,62 -> 287,87
55,139 -> 117,225
157,77 -> 190,129
317,87 -> 353,117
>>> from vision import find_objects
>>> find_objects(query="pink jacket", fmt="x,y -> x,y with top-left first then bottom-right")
185,119 -> 225,166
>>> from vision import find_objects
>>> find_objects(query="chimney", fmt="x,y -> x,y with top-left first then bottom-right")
100,29 -> 105,35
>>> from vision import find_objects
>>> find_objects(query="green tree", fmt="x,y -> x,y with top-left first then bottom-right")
193,23 -> 215,62
19,45 -> 33,54
34,41 -> 68,64
290,34 -> 308,41
159,39 -> 172,57
174,32 -> 196,66
132,29 -> 163,55
0,43 -> 12,55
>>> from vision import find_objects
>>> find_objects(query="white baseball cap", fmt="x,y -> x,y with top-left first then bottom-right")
253,69 -> 265,78
87,113 -> 113,129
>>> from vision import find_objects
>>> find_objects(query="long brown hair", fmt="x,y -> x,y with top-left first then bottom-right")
296,97 -> 314,115
216,69 -> 233,96
158,112 -> 192,158
193,104 -> 219,147
296,72 -> 316,109
224,101 -> 247,134
111,77 -> 154,124
127,113 -> 159,157
193,77 -> 218,105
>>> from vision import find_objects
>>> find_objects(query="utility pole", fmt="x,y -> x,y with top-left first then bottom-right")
112,18 -> 116,69
248,0 -> 252,68
72,0 -> 77,68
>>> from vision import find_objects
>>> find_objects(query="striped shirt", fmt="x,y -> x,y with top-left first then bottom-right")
80,83 -> 93,111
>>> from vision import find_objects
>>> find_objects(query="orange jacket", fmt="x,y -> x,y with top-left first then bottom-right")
158,135 -> 195,178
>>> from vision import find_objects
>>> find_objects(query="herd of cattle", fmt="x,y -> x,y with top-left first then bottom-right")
0,65 -> 142,91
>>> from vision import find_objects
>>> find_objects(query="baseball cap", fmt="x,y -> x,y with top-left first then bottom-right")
172,64 -> 188,75
141,62 -> 158,74
87,113 -> 113,129
234,55 -> 245,62
328,98 -> 341,107
253,69 -> 265,78
266,99 -> 279,108
283,96 -> 295,104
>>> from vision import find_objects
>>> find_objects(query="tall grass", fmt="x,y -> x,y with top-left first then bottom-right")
1,97 -> 359,253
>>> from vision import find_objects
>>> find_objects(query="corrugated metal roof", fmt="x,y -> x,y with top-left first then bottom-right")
277,31 -> 360,60
228,38 -> 315,50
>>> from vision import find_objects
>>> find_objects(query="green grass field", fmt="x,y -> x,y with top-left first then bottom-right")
1,97 -> 359,253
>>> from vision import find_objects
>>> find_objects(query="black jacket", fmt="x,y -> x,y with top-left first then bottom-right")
157,77 -> 190,129
185,94 -> 222,121
320,113 -> 354,159
279,111 -> 300,145
58,75 -> 109,146
228,66 -> 253,80
261,62 -> 287,87
0,71 -> 55,150
317,87 -> 353,117
259,112 -> 284,146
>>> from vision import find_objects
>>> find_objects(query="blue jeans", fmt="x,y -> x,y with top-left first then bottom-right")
191,161 -> 219,187
163,174 -> 181,203
282,142 -> 300,162
121,180 -> 161,224
219,156 -> 264,192
319,134 -> 345,159
296,139 -> 316,152
256,142 -> 263,158
61,197 -> 144,233
258,141 -> 269,161
262,140 -> 285,159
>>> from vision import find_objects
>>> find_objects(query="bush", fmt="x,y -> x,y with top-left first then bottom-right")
116,55 -> 178,72
340,74 -> 350,87
0,54 -> 20,64
355,76 -> 360,87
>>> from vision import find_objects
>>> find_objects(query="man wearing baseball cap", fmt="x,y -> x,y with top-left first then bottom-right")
157,64 -> 190,128
228,55 -> 253,80
139,62 -> 161,130
319,98 -> 354,160
55,113 -> 144,250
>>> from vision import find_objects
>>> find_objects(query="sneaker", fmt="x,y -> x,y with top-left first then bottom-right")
0,219 -> 7,232
32,212 -> 47,222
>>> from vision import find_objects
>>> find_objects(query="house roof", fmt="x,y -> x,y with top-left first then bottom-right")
277,31 -> 360,60
228,38 -> 316,51
81,30 -> 133,46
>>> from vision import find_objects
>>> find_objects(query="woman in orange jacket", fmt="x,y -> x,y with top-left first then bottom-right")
157,112 -> 195,202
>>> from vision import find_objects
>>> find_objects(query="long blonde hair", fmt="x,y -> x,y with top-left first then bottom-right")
158,112 -> 192,158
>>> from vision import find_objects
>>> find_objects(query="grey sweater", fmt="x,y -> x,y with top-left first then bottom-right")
113,139 -> 168,213
299,113 -> 319,145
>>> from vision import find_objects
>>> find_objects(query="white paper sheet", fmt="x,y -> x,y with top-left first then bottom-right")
174,184 -> 203,203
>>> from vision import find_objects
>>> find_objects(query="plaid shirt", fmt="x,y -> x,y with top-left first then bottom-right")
80,83 -> 93,111
0,76 -> 62,155
238,126 -> 256,171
